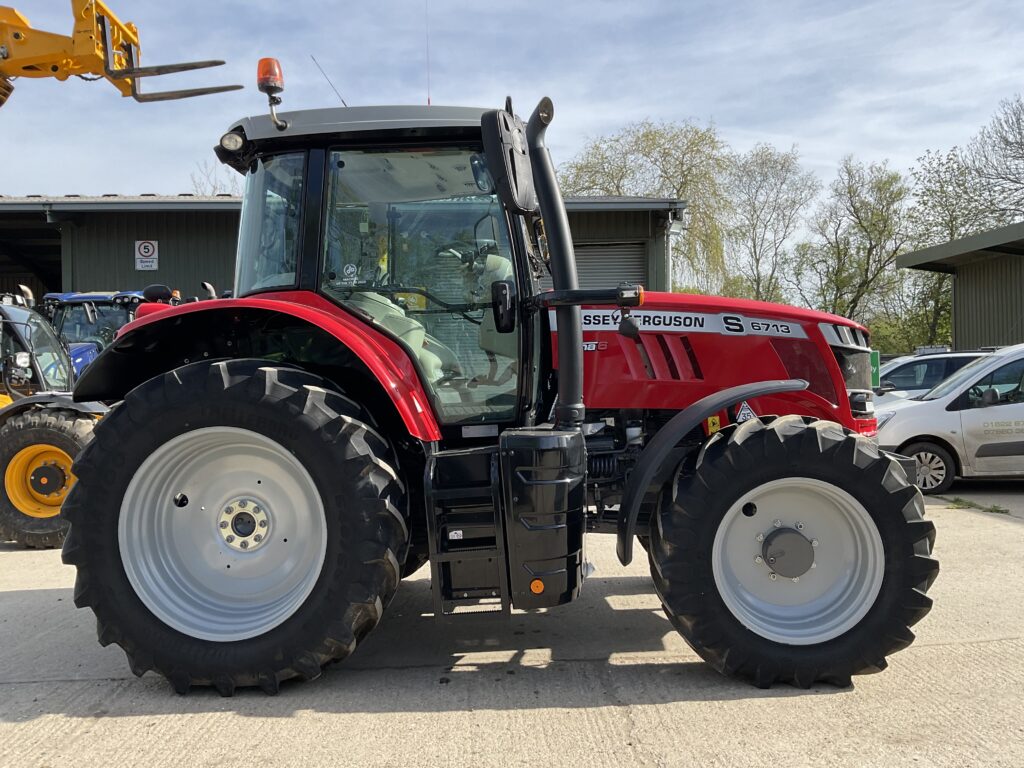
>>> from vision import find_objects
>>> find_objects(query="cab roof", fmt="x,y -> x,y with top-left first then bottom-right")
229,105 -> 487,142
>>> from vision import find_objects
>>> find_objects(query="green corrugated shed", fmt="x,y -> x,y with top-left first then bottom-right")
898,221 -> 1024,349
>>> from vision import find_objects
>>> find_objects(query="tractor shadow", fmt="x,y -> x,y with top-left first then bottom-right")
0,571 -> 849,723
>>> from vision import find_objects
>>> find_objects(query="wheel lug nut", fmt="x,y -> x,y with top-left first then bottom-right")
240,541 -> 249,549
225,535 -> 235,543
253,507 -> 262,515
796,522 -> 804,530
219,521 -> 228,529
773,519 -> 782,528
224,506 -> 234,515
755,533 -> 764,542
258,520 -> 267,528
253,534 -> 262,543
769,572 -> 777,581
792,577 -> 800,583
811,539 -> 819,547
239,499 -> 248,508
754,555 -> 763,564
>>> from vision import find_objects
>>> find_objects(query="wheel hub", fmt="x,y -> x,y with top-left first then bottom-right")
29,462 -> 68,496
218,497 -> 270,552
761,527 -> 815,578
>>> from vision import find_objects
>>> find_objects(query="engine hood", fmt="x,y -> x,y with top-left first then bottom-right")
640,291 -> 868,334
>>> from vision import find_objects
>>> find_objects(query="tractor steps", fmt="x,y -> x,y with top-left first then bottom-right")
424,447 -> 511,617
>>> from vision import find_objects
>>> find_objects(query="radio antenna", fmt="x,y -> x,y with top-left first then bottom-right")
425,0 -> 432,105
310,54 -> 347,107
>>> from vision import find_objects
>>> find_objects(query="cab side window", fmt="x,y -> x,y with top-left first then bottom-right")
965,360 -> 1024,409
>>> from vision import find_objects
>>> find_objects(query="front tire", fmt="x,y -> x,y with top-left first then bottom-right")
650,415 -> 939,688
62,360 -> 408,695
0,408 -> 94,549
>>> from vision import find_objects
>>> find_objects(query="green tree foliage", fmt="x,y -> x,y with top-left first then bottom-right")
724,144 -> 819,303
786,157 -> 910,323
558,120 -> 731,293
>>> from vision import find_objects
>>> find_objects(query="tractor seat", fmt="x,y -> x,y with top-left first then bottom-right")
343,291 -> 445,382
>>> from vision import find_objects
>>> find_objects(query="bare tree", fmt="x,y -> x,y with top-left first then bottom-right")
723,144 -> 819,302
559,120 -> 731,292
190,159 -> 240,196
967,95 -> 1024,220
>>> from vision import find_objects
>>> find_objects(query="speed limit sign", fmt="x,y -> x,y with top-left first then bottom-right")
135,240 -> 159,271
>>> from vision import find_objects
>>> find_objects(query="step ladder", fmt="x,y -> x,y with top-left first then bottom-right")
424,446 -> 511,616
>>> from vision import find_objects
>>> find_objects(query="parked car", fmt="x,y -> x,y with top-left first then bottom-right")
877,343 -> 1024,493
875,350 -> 986,406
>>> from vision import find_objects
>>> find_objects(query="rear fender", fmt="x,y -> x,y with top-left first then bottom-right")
73,299 -> 442,442
616,379 -> 808,565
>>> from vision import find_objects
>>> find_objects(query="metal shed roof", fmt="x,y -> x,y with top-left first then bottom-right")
0,194 -> 684,215
898,220 -> 1024,273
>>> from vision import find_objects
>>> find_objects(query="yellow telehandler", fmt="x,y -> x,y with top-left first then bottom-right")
0,0 -> 241,108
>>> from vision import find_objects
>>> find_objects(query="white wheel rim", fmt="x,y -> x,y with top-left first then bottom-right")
913,451 -> 947,490
712,477 -> 885,645
119,427 -> 327,642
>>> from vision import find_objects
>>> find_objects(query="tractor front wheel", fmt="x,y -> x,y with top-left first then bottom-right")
650,415 -> 939,688
62,360 -> 408,695
0,409 -> 94,548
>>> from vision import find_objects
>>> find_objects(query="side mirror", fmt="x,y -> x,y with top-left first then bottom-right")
143,284 -> 173,303
481,102 -> 538,215
491,280 -> 517,333
878,380 -> 896,393
981,388 -> 999,406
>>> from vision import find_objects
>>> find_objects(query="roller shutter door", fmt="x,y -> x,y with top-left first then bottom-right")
540,242 -> 648,290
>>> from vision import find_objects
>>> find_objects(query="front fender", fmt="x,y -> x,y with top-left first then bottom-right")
0,393 -> 107,422
616,379 -> 808,565
73,294 -> 442,442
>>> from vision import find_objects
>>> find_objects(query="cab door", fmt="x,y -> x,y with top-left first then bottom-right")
957,357 -> 1024,475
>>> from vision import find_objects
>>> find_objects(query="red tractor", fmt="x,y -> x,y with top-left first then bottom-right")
61,70 -> 938,695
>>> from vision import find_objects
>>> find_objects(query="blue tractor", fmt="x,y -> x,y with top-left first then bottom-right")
42,290 -> 144,374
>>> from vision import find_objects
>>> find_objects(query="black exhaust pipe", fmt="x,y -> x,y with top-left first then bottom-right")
526,98 -> 584,428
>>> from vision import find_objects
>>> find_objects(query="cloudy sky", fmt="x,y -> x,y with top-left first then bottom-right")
2,0 -> 1023,196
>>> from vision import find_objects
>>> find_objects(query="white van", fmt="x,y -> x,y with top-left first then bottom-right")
876,343 -> 1024,493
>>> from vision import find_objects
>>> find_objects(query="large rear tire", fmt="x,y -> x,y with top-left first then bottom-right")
0,408 -> 94,549
650,415 -> 939,688
62,360 -> 408,695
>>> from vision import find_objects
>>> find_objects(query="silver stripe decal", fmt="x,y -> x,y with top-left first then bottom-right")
549,309 -> 808,339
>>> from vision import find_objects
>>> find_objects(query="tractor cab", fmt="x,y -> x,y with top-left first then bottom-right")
50,291 -> 133,354
0,294 -> 75,406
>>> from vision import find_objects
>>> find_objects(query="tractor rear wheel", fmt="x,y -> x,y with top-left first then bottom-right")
0,408 -> 94,548
62,359 -> 408,695
650,415 -> 939,688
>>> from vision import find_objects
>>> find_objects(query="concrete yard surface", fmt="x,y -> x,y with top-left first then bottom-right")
1,491 -> 1022,768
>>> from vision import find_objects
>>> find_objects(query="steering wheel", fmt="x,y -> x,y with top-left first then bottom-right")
968,385 -> 985,401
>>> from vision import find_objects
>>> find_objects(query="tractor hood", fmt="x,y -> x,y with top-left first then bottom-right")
639,292 -> 869,336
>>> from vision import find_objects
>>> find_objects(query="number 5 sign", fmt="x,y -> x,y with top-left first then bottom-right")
135,240 -> 159,271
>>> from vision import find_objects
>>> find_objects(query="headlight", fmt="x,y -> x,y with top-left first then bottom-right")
876,411 -> 896,431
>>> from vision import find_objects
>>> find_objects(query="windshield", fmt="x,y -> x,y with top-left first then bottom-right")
2,305 -> 72,391
235,152 -> 305,296
921,354 -> 991,400
319,147 -> 520,424
53,303 -> 130,349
